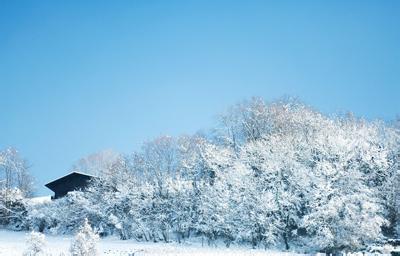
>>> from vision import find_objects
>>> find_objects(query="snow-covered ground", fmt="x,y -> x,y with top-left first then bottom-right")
0,230 -> 303,256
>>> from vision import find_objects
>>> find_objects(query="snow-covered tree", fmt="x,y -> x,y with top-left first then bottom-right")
70,219 -> 99,256
0,147 -> 34,197
70,149 -> 121,177
23,231 -> 47,256
0,188 -> 28,230
300,117 -> 392,252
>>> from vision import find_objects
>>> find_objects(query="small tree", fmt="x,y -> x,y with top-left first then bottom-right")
70,219 -> 99,256
23,231 -> 46,256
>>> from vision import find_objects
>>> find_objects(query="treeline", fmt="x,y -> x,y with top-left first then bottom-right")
2,98 -> 400,253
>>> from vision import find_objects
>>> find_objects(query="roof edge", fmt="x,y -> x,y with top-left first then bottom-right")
45,171 -> 97,188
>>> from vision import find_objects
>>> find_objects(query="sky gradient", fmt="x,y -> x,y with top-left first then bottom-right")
1,1 -> 399,195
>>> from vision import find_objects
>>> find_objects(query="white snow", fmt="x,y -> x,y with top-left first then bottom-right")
0,230 -> 304,256
26,196 -> 52,205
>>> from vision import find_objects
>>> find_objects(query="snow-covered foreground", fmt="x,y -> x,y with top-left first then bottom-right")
0,230 -> 303,256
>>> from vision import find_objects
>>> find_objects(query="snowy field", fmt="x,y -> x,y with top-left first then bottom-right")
0,230 -> 305,256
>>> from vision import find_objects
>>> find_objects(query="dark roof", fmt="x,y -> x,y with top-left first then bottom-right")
45,171 -> 95,193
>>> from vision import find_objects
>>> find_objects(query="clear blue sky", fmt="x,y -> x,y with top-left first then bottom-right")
0,1 -> 399,195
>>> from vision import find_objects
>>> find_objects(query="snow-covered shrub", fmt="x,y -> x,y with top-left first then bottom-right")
27,191 -> 106,235
70,218 -> 99,256
23,231 -> 47,256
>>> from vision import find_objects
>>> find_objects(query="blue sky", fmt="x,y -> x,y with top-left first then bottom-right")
0,1 -> 399,195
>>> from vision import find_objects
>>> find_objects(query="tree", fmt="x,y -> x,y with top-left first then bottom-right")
70,149 -> 121,177
217,97 -> 271,149
301,117 -> 392,252
70,219 -> 99,256
380,122 -> 400,238
0,188 -> 28,230
0,147 -> 34,197
23,231 -> 47,256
